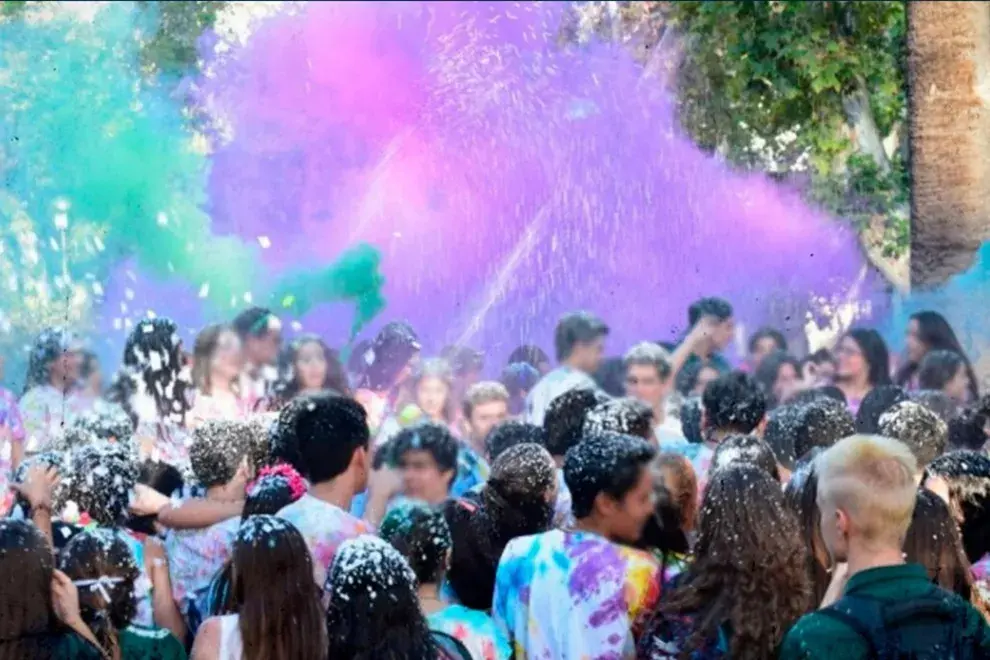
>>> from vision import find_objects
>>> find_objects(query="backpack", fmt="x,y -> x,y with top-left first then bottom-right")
819,589 -> 983,659
431,630 -> 473,660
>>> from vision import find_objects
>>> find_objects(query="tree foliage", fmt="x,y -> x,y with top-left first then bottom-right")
137,0 -> 226,76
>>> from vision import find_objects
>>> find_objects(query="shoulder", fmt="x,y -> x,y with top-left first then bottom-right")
781,610 -> 868,660
190,616 -> 224,658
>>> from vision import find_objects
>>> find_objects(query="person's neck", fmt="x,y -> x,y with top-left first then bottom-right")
694,339 -> 714,360
205,483 -> 241,503
562,358 -> 586,374
417,583 -> 445,615
652,403 -> 666,426
846,543 -> 906,578
49,377 -> 73,395
210,379 -> 235,398
839,378 -> 871,400
705,428 -> 730,448
573,516 -> 614,542
466,433 -> 485,457
309,478 -> 356,511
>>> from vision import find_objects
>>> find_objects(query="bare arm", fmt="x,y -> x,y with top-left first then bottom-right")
145,538 -> 187,643
190,616 -> 222,660
156,498 -> 243,531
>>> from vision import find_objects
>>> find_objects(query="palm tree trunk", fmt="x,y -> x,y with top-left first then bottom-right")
908,1 -> 990,289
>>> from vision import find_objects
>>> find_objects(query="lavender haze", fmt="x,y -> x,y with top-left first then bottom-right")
200,2 -> 879,361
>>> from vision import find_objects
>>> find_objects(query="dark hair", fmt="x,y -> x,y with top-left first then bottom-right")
676,360 -> 721,397
390,422 -> 459,477
680,397 -> 704,444
753,350 -> 801,407
927,451 -> 990,562
0,520 -> 62,659
910,389 -> 959,424
243,465 -> 305,519
748,327 -> 787,355
361,322 -> 420,391
918,350 -> 968,393
485,421 -> 546,462
565,433 -> 656,520
641,454 -> 698,560
844,328 -> 891,387
500,362 -> 541,415
855,385 -> 909,434
645,466 -> 810,660
192,323 -> 237,396
380,502 -> 452,585
948,407 -> 988,451
543,388 -> 603,457
444,444 -> 556,610
59,529 -> 139,659
711,434 -> 780,482
904,490 -> 975,601
232,306 -> 279,339
879,401 -> 948,468
23,327 -> 77,392
793,399 -> 855,462
79,350 -> 99,380
592,357 -> 626,397
348,339 -> 373,376
783,461 -> 830,605
583,397 -> 654,440
128,460 -> 184,536
763,405 -> 804,470
71,407 -> 135,443
118,317 -> 190,424
802,348 -> 836,369
189,419 -> 253,489
326,535 -> 434,660
897,311 -> 978,401
787,386 -> 846,408
688,297 -> 734,327
60,441 -> 140,527
553,312 -> 609,362
701,372 -> 767,435
274,335 -> 351,404
508,345 -> 550,371
439,345 -> 484,377
270,393 -> 369,485
232,516 -> 327,660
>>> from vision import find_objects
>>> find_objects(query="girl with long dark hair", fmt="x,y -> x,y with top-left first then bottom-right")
639,465 -> 811,659
269,335 -> 350,409
918,350 -> 973,405
753,350 -> 802,408
189,324 -> 248,427
897,311 -> 978,401
834,328 -> 891,416
192,515 -> 327,660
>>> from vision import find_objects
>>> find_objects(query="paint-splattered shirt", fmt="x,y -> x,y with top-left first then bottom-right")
452,444 -> 490,497
493,529 -> 662,659
277,493 -> 374,592
553,469 -> 574,528
166,516 -> 240,619
429,604 -> 512,660
0,388 -> 25,515
18,385 -> 90,452
133,420 -> 192,472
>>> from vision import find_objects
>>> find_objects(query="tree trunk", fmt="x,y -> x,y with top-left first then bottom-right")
908,2 -> 990,288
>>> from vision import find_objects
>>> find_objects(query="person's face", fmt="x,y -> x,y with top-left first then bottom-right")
247,329 -> 282,367
836,336 -> 867,382
712,318 -> 736,351
50,350 -> 82,385
773,363 -> 801,402
416,376 -> 450,421
468,399 -> 510,446
294,341 -> 328,391
536,360 -> 552,376
945,363 -> 971,403
804,359 -> 837,387
750,336 -> 779,368
818,495 -> 850,563
600,465 -> 656,544
85,367 -> 102,396
573,337 -> 606,374
212,331 -> 243,383
691,366 -> 720,397
906,319 -> 927,364
625,364 -> 669,411
399,449 -> 453,504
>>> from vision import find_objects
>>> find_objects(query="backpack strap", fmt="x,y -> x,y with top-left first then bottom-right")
818,596 -> 885,657
431,630 -> 473,660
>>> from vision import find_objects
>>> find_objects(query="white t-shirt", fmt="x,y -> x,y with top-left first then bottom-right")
525,367 -> 597,426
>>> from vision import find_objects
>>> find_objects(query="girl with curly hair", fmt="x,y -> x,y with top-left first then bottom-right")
639,465 -> 812,659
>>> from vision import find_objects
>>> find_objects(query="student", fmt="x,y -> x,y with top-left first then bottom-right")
639,465 -> 810,658
926,451 -> 990,573
583,397 -> 654,440
452,381 -> 511,496
640,453 -> 697,584
231,307 -> 283,405
273,394 -> 375,591
918,350 -> 974,405
166,419 -> 253,625
801,348 -> 838,388
270,334 -> 351,409
878,400 -> 948,481
680,297 -> 736,376
188,324 -> 248,426
781,435 -> 990,658
325,535 -> 436,659
753,350 -> 803,407
191,515 -> 327,660
763,403 -> 804,472
709,434 -> 780,482
747,327 -> 787,371
854,384 -> 909,434
19,327 -> 88,453
500,361 -> 541,416
792,398 -> 855,464
695,372 -> 767,494
507,344 -> 552,376
834,328 -> 891,416
381,502 -> 511,660
896,311 -> 978,401
484,420 -> 546,464
354,321 -> 421,439
784,459 -> 832,605
387,422 -> 459,506
493,433 -> 660,658
542,388 -> 603,526
525,312 -> 609,426
623,342 -> 683,447
59,529 -> 186,659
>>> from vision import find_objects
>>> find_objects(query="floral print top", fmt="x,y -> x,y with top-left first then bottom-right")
18,385 -> 90,452
429,604 -> 512,660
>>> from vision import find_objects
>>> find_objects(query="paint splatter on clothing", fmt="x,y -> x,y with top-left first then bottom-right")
525,367 -> 598,427
0,387 -> 25,515
452,444 -> 490,497
115,528 -> 155,629
429,604 -> 512,660
553,469 -> 573,528
18,385 -> 90,452
188,391 -> 252,428
493,529 -> 661,659
134,420 -> 192,471
166,516 -> 239,619
972,554 -> 990,607
277,493 -> 374,592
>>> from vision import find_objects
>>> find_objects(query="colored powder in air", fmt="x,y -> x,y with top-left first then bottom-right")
200,1 -> 882,359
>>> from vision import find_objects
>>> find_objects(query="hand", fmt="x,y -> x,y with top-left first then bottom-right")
12,464 -> 59,510
687,315 -> 720,349
51,569 -> 83,626
368,465 -> 402,503
144,536 -> 168,574
129,484 -> 171,517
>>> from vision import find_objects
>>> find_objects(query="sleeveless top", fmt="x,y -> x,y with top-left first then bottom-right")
218,614 -> 243,659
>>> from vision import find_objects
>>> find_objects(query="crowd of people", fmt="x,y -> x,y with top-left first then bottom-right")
1,299 -> 989,659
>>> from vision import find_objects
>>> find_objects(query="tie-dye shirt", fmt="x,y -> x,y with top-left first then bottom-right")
166,516 -> 240,618
971,554 -> 990,606
553,469 -> 574,528
429,604 -> 512,660
452,444 -> 490,497
18,385 -> 90,452
493,529 -> 662,659
0,388 -> 25,515
277,493 -> 374,591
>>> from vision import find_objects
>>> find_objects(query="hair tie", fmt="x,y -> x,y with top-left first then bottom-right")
73,576 -> 125,603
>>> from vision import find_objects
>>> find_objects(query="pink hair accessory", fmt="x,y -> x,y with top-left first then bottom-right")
246,462 -> 306,500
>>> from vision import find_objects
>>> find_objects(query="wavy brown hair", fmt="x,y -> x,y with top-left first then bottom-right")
650,465 -> 812,659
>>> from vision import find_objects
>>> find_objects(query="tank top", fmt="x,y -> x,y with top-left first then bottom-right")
218,614 -> 243,659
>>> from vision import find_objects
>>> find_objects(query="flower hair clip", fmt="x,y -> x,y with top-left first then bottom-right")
246,463 -> 306,500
